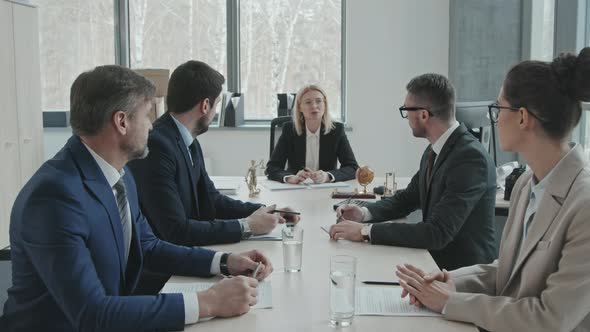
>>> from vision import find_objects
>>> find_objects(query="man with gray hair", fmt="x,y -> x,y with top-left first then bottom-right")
330,73 -> 496,270
1,65 -> 273,331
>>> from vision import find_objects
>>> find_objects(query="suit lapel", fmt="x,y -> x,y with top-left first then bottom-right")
421,125 -> 467,202
69,136 -> 127,282
159,113 -> 201,216
419,148 -> 429,213
318,129 -> 332,171
427,125 -> 467,189
497,176 -> 530,290
294,131 -> 306,170
504,193 -> 561,289
500,144 -> 586,293
123,173 -> 143,292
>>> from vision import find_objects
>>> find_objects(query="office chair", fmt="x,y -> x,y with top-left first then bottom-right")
0,246 -> 11,312
277,93 -> 296,117
455,101 -> 497,165
269,116 -> 292,158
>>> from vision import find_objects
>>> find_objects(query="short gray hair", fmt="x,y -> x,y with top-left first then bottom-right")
70,65 -> 155,136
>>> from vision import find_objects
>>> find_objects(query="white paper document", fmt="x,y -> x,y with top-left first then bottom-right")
355,287 -> 441,317
307,182 -> 351,189
261,181 -> 307,191
161,280 -> 272,309
210,176 -> 241,195
262,180 -> 351,191
247,223 -> 286,241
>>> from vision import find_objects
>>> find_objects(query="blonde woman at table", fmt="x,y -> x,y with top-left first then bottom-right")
265,84 -> 359,184
396,48 -> 590,332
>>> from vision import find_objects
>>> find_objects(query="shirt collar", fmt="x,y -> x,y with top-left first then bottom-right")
306,126 -> 320,138
432,121 -> 460,155
530,142 -> 578,195
83,143 -> 124,188
171,114 -> 195,148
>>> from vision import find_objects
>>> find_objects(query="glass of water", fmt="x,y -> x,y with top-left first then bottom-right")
329,255 -> 357,327
282,225 -> 303,272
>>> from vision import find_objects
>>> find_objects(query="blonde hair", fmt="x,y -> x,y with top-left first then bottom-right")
292,84 -> 335,136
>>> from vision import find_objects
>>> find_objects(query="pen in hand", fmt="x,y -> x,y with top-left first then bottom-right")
362,281 -> 400,286
336,197 -> 353,223
270,209 -> 301,215
253,262 -> 263,279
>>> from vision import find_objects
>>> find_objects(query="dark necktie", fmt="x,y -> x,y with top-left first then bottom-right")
113,179 -> 131,265
426,148 -> 437,190
188,140 -> 215,220
189,141 -> 199,168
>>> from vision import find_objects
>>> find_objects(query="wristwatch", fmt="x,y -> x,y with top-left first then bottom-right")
241,219 -> 252,239
360,224 -> 371,242
220,253 -> 231,276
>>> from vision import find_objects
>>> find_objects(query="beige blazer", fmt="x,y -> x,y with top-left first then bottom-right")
444,144 -> 590,332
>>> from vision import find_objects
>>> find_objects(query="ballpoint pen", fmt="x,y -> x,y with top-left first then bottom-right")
362,281 -> 400,286
336,197 -> 353,223
270,209 -> 301,215
253,262 -> 262,279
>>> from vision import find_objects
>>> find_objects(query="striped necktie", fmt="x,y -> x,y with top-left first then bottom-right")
114,178 -> 132,265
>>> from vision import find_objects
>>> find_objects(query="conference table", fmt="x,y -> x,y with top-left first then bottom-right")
173,177 -> 478,332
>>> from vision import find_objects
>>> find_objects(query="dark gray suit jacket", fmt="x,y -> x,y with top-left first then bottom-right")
367,124 -> 496,270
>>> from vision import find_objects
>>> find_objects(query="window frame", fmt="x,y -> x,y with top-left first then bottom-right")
115,0 -> 347,125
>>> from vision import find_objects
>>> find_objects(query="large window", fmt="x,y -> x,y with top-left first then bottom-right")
33,0 -> 115,111
239,0 -> 342,120
129,0 -> 227,76
35,0 -> 344,122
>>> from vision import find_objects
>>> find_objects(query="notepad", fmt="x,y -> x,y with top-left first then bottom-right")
161,280 -> 272,309
210,176 -> 241,195
355,287 -> 441,317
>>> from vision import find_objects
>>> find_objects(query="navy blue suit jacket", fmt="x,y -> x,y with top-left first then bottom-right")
1,136 -> 216,331
128,112 -> 262,246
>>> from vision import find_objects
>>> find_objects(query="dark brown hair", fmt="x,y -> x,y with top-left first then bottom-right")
166,60 -> 225,114
503,47 -> 590,139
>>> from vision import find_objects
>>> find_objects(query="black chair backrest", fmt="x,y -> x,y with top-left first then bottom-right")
455,101 -> 496,165
0,246 -> 11,311
269,116 -> 292,158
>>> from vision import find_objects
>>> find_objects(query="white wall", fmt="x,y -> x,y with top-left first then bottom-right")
43,0 -> 450,177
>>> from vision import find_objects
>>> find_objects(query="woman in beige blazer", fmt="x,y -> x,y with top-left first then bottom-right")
395,47 -> 590,332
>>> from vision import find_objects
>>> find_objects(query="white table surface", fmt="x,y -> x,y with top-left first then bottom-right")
173,177 -> 477,332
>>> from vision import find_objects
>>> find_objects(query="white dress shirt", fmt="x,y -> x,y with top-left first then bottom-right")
305,126 -> 320,171
284,125 -> 334,183
83,143 -> 224,325
360,122 -> 460,237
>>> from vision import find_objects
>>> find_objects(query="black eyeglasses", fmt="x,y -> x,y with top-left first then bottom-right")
398,106 -> 434,119
487,102 -> 545,123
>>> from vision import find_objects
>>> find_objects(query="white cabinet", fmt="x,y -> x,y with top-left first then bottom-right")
0,0 -> 43,248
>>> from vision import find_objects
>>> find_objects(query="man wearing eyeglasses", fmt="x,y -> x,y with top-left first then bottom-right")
330,73 -> 497,271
